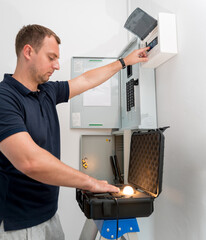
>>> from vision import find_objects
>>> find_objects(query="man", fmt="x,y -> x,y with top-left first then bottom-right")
0,24 -> 149,239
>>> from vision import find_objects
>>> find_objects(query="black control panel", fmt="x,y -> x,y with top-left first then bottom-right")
146,37 -> 158,52
126,78 -> 139,112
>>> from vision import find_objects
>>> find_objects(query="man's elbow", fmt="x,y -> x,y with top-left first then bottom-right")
16,157 -> 39,177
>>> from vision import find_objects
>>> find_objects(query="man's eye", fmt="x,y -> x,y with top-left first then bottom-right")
49,56 -> 54,61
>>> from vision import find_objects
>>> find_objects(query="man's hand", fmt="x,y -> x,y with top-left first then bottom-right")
124,47 -> 150,66
87,178 -> 120,193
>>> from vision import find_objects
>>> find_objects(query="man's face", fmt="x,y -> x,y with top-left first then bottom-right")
29,36 -> 60,84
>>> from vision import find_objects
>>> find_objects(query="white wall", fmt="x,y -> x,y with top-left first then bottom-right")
129,1 -> 206,240
0,0 -> 129,239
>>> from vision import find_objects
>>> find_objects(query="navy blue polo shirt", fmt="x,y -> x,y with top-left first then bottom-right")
0,74 -> 69,231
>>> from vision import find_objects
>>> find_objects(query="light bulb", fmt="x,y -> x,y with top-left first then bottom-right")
122,186 -> 134,195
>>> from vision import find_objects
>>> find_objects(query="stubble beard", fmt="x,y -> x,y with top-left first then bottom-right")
29,64 -> 49,85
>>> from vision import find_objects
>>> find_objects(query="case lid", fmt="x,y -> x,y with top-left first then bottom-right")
128,128 -> 166,197
124,8 -> 157,40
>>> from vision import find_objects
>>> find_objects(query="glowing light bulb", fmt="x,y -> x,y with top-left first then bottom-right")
123,186 -> 134,195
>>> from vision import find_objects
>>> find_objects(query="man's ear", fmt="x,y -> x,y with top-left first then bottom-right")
23,44 -> 33,60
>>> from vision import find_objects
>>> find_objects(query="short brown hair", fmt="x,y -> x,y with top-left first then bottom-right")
15,24 -> 61,57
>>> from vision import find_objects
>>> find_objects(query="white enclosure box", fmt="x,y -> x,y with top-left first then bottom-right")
141,13 -> 177,68
124,8 -> 178,69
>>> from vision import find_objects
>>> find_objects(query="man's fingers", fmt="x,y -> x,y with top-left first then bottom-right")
106,184 -> 120,193
100,180 -> 108,184
139,57 -> 148,62
139,46 -> 150,52
90,178 -> 120,193
100,180 -> 120,193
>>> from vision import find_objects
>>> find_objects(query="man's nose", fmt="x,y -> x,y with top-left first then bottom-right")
53,59 -> 60,70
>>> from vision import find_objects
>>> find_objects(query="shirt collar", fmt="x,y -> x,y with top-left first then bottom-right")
3,74 -> 43,96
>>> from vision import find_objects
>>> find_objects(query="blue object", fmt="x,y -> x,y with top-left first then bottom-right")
95,218 -> 140,239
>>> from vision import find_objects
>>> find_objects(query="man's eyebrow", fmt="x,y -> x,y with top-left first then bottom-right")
48,52 -> 59,58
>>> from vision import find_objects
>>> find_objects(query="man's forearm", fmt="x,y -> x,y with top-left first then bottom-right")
68,60 -> 122,98
24,147 -> 119,192
24,146 -> 92,189
82,60 -> 122,88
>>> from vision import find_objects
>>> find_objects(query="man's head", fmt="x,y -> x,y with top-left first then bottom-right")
14,25 -> 61,87
15,24 -> 61,57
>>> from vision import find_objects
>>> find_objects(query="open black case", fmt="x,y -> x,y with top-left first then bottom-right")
76,127 -> 167,220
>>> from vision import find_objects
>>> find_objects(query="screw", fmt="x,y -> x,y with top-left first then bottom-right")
107,228 -> 110,232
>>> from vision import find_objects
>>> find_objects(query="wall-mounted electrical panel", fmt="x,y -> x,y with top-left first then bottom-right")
124,8 -> 177,68
70,39 -> 157,130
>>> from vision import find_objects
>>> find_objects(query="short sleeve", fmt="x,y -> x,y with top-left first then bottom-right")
41,81 -> 70,105
0,93 -> 27,142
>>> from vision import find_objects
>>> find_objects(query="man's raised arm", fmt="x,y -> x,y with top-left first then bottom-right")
68,47 -> 149,99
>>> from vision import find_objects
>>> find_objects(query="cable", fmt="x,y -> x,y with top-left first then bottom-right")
113,197 -> 119,240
